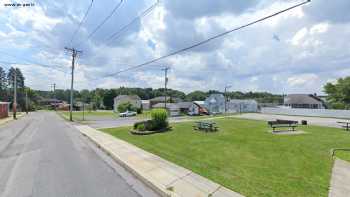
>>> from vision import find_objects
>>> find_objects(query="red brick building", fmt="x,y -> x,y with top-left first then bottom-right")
0,102 -> 10,119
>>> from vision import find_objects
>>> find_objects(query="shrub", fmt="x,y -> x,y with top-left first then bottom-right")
134,120 -> 155,131
137,107 -> 143,114
151,108 -> 168,130
136,123 -> 146,131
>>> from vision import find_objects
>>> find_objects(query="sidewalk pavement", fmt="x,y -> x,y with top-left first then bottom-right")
329,159 -> 350,197
76,125 -> 244,197
0,113 -> 25,125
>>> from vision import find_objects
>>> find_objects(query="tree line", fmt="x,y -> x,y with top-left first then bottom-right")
0,66 -> 29,110
35,87 -> 283,110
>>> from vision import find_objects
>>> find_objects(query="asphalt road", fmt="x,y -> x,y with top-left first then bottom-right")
0,112 -> 158,197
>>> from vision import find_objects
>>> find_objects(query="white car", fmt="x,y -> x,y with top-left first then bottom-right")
119,110 -> 137,117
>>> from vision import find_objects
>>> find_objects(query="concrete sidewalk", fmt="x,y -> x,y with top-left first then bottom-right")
329,159 -> 350,197
0,113 -> 25,126
76,125 -> 243,197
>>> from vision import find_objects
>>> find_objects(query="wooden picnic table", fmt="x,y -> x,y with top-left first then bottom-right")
267,119 -> 298,132
337,121 -> 350,131
193,121 -> 218,132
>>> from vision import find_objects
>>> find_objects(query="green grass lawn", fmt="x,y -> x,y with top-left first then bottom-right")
101,117 -> 350,197
335,151 -> 350,162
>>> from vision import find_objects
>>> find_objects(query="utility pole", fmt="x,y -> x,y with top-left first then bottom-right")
224,85 -> 232,114
13,69 -> 17,119
64,47 -> 82,121
51,83 -> 56,110
162,67 -> 170,109
25,88 -> 28,114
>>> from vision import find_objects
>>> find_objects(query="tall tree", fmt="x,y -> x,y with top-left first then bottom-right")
0,66 -> 7,100
7,67 -> 26,109
324,76 -> 350,109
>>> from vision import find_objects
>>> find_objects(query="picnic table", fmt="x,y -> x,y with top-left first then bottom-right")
267,119 -> 298,132
337,121 -> 350,131
193,121 -> 218,132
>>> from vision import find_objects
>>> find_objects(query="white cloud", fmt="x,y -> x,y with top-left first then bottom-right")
291,27 -> 308,46
1,0 -> 350,95
310,23 -> 329,35
287,74 -> 319,87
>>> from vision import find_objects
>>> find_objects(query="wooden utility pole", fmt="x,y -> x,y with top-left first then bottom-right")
25,88 -> 28,114
51,83 -> 56,110
64,47 -> 82,121
13,69 -> 17,119
162,67 -> 170,109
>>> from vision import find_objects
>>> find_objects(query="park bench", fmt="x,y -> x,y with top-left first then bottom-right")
337,121 -> 350,131
193,121 -> 218,132
267,119 -> 298,132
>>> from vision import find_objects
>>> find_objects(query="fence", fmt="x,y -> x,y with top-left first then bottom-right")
261,107 -> 350,119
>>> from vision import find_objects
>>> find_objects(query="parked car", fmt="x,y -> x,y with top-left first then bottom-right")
119,110 -> 137,117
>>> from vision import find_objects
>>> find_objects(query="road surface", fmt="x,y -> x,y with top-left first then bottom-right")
233,113 -> 346,128
0,112 -> 158,197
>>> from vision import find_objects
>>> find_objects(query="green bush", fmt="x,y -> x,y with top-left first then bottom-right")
134,120 -> 155,131
136,123 -> 146,131
151,108 -> 168,130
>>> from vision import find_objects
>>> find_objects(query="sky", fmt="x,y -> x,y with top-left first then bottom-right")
0,0 -> 349,94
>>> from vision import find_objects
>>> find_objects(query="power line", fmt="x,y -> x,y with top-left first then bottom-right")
95,0 -> 311,80
75,0 -> 124,47
0,57 -> 68,74
105,0 -> 159,44
69,0 -> 94,46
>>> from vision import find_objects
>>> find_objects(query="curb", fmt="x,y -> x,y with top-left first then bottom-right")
80,131 -> 178,197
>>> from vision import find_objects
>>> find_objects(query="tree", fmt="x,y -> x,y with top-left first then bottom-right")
117,102 -> 136,112
103,89 -> 117,110
186,91 -> 208,101
324,77 -> 350,109
0,66 -> 7,100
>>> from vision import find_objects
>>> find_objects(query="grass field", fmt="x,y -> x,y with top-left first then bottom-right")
101,117 -> 350,197
336,151 -> 350,162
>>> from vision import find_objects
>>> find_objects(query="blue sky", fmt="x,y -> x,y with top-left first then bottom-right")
0,0 -> 349,94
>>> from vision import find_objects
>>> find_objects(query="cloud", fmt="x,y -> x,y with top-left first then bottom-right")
1,0 -> 350,95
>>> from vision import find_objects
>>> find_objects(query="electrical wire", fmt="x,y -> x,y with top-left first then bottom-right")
96,0 -> 311,80
0,51 -> 69,74
105,0 -> 159,43
75,0 -> 124,47
69,0 -> 94,47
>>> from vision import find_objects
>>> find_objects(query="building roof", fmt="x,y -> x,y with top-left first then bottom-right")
152,103 -> 179,110
114,95 -> 141,101
194,101 -> 204,105
177,102 -> 192,109
284,94 -> 323,105
150,96 -> 183,103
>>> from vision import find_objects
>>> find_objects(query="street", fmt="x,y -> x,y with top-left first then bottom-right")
0,112 -> 158,197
